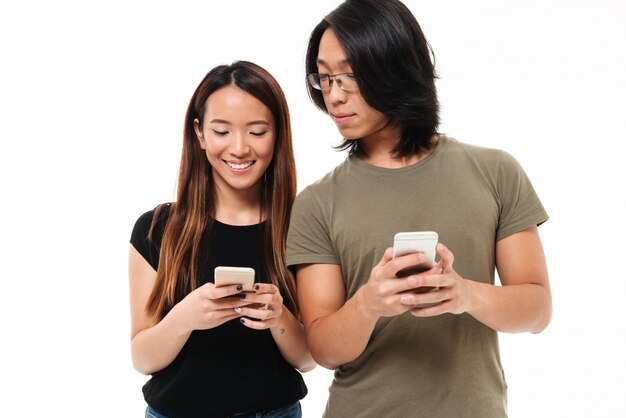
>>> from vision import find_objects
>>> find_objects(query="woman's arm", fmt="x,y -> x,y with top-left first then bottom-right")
129,245 -> 190,375
269,304 -> 316,372
237,283 -> 316,372
129,246 -> 248,375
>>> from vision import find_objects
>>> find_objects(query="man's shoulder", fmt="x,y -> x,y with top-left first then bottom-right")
296,157 -> 351,197
442,135 -> 509,158
440,135 -> 517,169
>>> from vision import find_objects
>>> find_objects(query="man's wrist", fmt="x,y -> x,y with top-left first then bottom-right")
352,286 -> 380,324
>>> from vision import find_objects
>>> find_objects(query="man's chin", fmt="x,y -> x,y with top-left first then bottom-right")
337,128 -> 361,141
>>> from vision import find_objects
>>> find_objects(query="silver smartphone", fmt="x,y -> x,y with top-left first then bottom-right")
214,266 -> 255,291
392,231 -> 438,279
393,231 -> 439,305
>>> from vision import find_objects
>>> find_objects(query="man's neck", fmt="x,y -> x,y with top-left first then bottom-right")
358,134 -> 438,169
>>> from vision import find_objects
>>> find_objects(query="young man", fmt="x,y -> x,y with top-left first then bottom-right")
286,0 -> 552,417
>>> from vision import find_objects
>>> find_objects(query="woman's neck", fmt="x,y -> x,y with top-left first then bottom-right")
213,184 -> 263,226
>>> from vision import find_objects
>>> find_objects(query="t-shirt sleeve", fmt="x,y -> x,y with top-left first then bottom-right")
287,186 -> 339,267
495,151 -> 549,241
129,205 -> 170,271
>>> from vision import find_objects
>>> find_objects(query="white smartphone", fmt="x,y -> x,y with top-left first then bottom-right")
392,231 -> 438,278
214,266 -> 255,291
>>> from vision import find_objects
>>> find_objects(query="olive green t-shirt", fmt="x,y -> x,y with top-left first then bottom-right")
287,135 -> 548,418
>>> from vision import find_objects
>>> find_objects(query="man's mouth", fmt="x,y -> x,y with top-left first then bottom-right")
332,112 -> 354,124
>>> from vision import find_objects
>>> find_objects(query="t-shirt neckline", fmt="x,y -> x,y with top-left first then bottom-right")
348,134 -> 447,174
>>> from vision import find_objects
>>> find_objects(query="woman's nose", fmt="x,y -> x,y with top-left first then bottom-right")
230,132 -> 250,156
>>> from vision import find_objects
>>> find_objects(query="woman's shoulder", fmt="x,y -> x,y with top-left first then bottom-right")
130,202 -> 173,244
129,203 -> 173,270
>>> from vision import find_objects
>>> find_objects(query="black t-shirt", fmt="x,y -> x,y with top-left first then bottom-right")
130,204 -> 307,418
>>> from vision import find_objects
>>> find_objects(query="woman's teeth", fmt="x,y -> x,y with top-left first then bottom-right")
226,161 -> 254,170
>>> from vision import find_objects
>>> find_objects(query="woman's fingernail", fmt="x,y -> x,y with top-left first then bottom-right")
234,307 -> 242,313
239,294 -> 246,299
239,318 -> 246,324
236,285 -> 243,291
254,284 -> 260,291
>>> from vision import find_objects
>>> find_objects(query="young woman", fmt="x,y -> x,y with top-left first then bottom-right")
129,61 -> 315,418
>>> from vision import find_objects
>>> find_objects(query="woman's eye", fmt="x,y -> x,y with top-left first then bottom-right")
212,130 -> 228,136
250,131 -> 268,137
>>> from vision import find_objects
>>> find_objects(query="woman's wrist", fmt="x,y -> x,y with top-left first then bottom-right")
269,305 -> 286,334
165,303 -> 193,337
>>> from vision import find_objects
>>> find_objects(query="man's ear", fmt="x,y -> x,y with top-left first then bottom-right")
193,118 -> 205,149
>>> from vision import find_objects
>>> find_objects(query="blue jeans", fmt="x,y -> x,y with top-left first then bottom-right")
145,407 -> 167,418
145,401 -> 302,418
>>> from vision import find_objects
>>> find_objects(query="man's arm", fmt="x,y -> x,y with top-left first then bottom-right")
407,226 -> 552,333
296,251 -> 428,369
471,225 -> 552,333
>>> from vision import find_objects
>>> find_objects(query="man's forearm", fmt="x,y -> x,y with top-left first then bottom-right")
466,280 -> 552,333
305,287 -> 380,369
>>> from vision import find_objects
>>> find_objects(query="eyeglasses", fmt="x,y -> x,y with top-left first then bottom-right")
307,73 -> 359,92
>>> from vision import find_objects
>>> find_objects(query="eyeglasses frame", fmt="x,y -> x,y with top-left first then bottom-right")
307,72 -> 359,92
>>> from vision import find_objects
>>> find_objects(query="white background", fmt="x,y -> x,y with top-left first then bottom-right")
1,1 -> 625,417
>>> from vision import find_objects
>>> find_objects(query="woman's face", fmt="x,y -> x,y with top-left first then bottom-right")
194,85 -> 275,198
316,28 -> 391,142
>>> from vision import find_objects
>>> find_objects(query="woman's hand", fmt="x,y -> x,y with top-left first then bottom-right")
236,282 -> 316,371
172,282 -> 251,333
235,283 -> 284,330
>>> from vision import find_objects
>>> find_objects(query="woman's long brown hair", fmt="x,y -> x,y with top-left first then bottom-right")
145,61 -> 298,320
